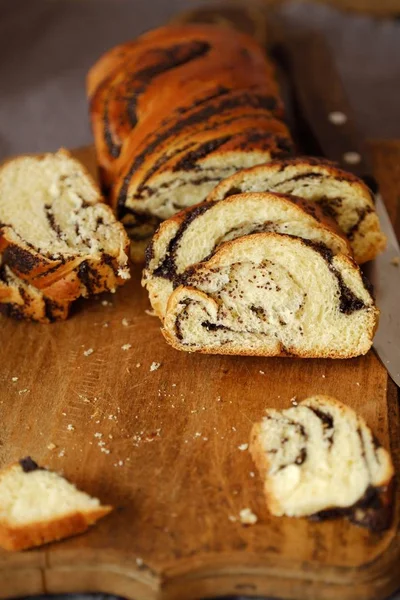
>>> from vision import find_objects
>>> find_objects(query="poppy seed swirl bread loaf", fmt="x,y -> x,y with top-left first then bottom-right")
88,25 -> 294,258
250,396 -> 394,530
0,150 -> 130,322
143,191 -> 352,319
162,233 -> 378,358
208,157 -> 386,264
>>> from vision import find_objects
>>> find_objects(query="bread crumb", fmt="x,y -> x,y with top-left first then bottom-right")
83,348 -> 94,356
145,309 -> 156,317
259,370 -> 265,375
136,363 -> 141,368
290,396 -> 298,406
172,383 -> 176,387
136,557 -> 144,567
322,374 -> 326,378
203,437 -> 208,441
356,382 -> 360,386
238,443 -> 248,451
239,508 -> 258,525
67,424 -> 75,431
94,432 -> 102,438
194,432 -> 201,438
58,449 -> 65,457
100,447 -> 110,454
343,151 -> 361,165
101,300 -> 112,306
11,376 -> 18,382
18,388 -> 30,395
228,515 -> 237,522
122,318 -> 130,326
150,362 -> 161,372
118,268 -> 130,280
249,471 -> 255,478
390,256 -> 400,266
121,343 -> 132,351
47,443 -> 56,450
328,111 -> 347,125
102,322 -> 109,328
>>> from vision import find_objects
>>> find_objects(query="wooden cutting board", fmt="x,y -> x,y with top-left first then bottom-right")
0,142 -> 399,600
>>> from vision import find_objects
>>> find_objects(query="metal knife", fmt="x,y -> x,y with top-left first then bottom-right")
277,31 -> 400,385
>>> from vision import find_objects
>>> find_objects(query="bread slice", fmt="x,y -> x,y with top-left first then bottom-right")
208,157 -> 386,263
0,149 -> 130,315
0,457 -> 112,551
250,395 -> 394,531
114,108 -> 292,224
112,91 -> 293,231
143,192 -> 352,319
162,233 -> 378,358
0,264 -> 69,323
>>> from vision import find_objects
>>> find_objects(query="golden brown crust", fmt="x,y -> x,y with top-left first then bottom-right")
0,266 -> 70,323
249,422 -> 282,516
88,23 -> 289,206
0,506 -> 112,551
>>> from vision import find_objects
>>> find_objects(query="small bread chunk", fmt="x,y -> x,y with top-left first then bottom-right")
143,191 -> 351,319
250,396 -> 394,531
0,457 -> 112,551
162,233 -> 378,358
208,157 -> 386,264
0,149 -> 130,321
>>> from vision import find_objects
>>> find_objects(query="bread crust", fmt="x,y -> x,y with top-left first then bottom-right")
0,269 -> 70,323
0,506 -> 112,551
0,459 -> 112,551
88,24 -> 283,188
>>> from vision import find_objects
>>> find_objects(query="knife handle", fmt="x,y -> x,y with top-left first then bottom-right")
279,32 -> 378,193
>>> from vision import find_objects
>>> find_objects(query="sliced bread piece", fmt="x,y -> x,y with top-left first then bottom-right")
114,107 -> 292,224
0,149 -> 130,310
143,192 -> 351,319
0,457 -> 112,551
208,157 -> 386,263
0,264 -> 69,323
112,91 -> 293,229
162,233 -> 378,358
250,395 -> 394,531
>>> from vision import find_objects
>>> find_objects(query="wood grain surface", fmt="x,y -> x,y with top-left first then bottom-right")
0,142 -> 398,600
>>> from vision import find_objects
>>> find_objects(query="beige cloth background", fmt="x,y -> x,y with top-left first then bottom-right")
1,0 -> 399,599
0,0 -> 400,160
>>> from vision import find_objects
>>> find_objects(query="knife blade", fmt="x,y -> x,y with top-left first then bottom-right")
277,30 -> 400,385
